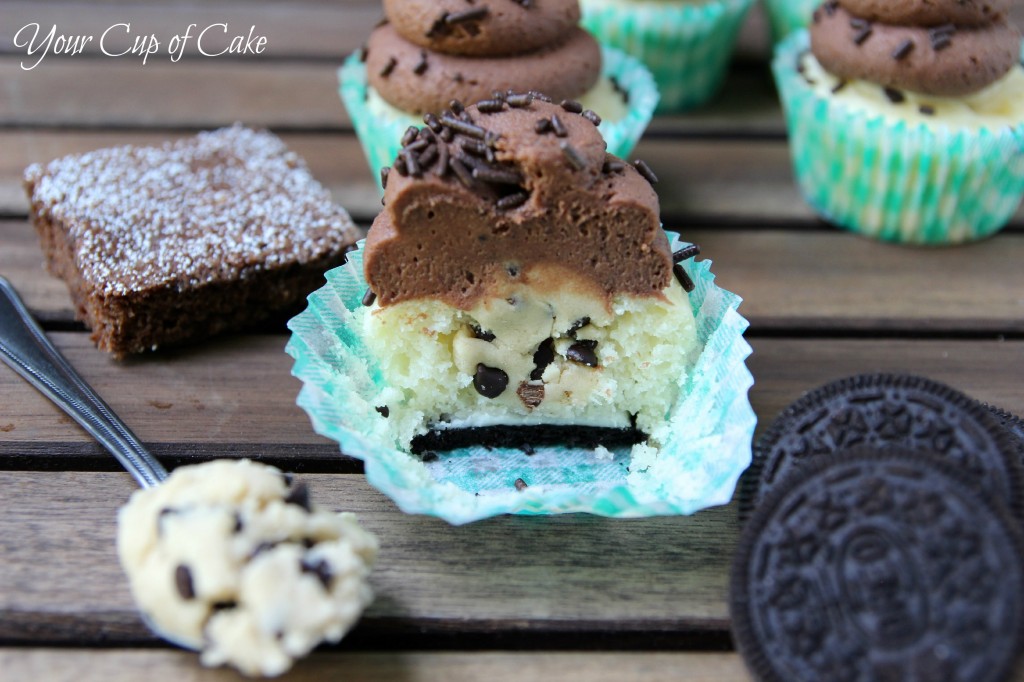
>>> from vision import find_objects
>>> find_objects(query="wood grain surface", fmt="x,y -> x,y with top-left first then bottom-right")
3,0 -> 1024,678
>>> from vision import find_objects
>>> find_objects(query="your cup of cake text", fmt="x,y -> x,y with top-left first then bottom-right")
12,23 -> 268,71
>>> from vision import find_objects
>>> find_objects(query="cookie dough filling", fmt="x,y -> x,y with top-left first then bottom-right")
361,96 -> 700,451
117,459 -> 378,677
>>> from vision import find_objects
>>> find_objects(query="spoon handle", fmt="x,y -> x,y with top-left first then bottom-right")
0,276 -> 167,488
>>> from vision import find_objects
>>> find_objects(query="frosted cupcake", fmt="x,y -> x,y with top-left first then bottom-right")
580,0 -> 756,112
774,1 -> 1024,244
288,94 -> 754,523
762,0 -> 819,42
340,0 -> 658,189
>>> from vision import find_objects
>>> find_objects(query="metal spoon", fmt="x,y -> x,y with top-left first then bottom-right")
0,275 -> 167,488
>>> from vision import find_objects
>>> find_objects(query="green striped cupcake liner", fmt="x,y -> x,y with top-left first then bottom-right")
338,45 -> 659,193
774,31 -> 1024,245
286,233 -> 755,525
580,0 -> 755,113
761,0 -> 818,43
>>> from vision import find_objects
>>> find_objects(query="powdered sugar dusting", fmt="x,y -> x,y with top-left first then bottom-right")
25,126 -> 358,296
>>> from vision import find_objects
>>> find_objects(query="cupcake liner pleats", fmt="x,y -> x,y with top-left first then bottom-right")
580,0 -> 755,112
286,233 -> 755,525
339,45 -> 659,192
774,32 -> 1024,245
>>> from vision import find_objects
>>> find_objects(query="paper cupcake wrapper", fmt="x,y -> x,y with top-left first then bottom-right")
774,32 -> 1024,245
761,0 -> 818,43
338,45 -> 659,193
286,233 -> 755,525
580,0 -> 755,113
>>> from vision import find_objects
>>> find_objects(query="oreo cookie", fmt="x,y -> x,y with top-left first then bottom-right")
987,404 -> 1024,468
741,374 -> 1024,519
731,449 -> 1024,682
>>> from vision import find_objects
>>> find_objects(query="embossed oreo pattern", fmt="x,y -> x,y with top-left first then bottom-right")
731,451 -> 1024,682
988,405 -> 1024,468
743,374 -> 1024,517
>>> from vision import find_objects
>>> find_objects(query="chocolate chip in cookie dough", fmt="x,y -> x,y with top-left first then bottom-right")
175,564 -> 195,600
566,339 -> 599,367
300,557 -> 334,590
284,481 -> 312,511
375,405 -> 390,418
530,338 -> 555,380
883,87 -> 905,104
474,363 -> 509,398
517,381 -> 545,408
919,104 -> 936,115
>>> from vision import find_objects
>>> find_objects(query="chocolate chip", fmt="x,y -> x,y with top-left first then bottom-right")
567,317 -> 591,336
474,363 -> 509,398
212,601 -> 237,611
514,478 -> 528,491
633,159 -> 658,185
375,405 -> 390,418
250,541 -> 277,559
472,325 -> 496,342
175,564 -> 195,600
362,288 -> 377,306
831,80 -> 848,94
892,39 -> 914,61
380,57 -> 397,78
530,338 -> 555,380
883,87 -> 905,104
566,340 -> 599,367
919,104 -> 936,115
300,557 -> 333,590
284,482 -> 312,511
560,99 -> 583,114
233,513 -> 244,533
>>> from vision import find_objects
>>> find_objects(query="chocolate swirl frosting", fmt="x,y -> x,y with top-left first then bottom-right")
809,0 -> 1021,96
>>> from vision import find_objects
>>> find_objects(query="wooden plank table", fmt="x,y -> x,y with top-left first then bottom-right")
2,2 -> 1023,680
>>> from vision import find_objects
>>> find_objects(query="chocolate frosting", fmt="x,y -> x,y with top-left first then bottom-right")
810,1 -> 1021,96
366,23 -> 601,115
363,97 -> 671,309
383,0 -> 582,57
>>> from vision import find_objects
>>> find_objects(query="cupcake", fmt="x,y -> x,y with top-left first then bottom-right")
580,0 -> 756,112
340,0 -> 658,189
762,0 -> 819,42
774,1 -> 1024,244
288,93 -> 755,523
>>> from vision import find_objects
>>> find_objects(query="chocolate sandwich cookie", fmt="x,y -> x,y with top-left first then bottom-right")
365,97 -> 669,308
383,0 -> 582,57
366,23 -> 601,115
731,449 -> 1024,682
741,374 -> 1024,518
810,3 -> 1020,96
840,0 -> 1011,27
988,405 -> 1024,466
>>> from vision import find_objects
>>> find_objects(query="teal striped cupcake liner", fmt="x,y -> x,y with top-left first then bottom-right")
286,233 -> 755,525
580,0 -> 755,112
761,0 -> 818,43
774,31 -> 1024,245
338,45 -> 659,193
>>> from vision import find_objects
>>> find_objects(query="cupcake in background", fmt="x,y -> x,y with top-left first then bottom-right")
580,0 -> 756,112
340,0 -> 658,190
774,1 -> 1024,244
762,0 -> 818,42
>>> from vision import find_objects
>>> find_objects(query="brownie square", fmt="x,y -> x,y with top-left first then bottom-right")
23,126 -> 359,357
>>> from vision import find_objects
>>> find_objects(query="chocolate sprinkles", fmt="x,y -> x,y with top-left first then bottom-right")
672,244 -> 701,263
633,159 -> 658,185
892,39 -> 914,61
560,99 -> 583,114
550,114 -> 568,137
602,158 -> 626,174
413,50 -> 429,75
582,109 -> 602,126
496,192 -> 529,210
561,142 -> 585,170
380,56 -> 397,78
175,564 -> 195,600
535,117 -> 553,134
362,288 -> 376,306
673,263 -> 696,293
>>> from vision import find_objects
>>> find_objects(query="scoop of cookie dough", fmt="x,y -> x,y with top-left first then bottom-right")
116,459 -> 378,677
